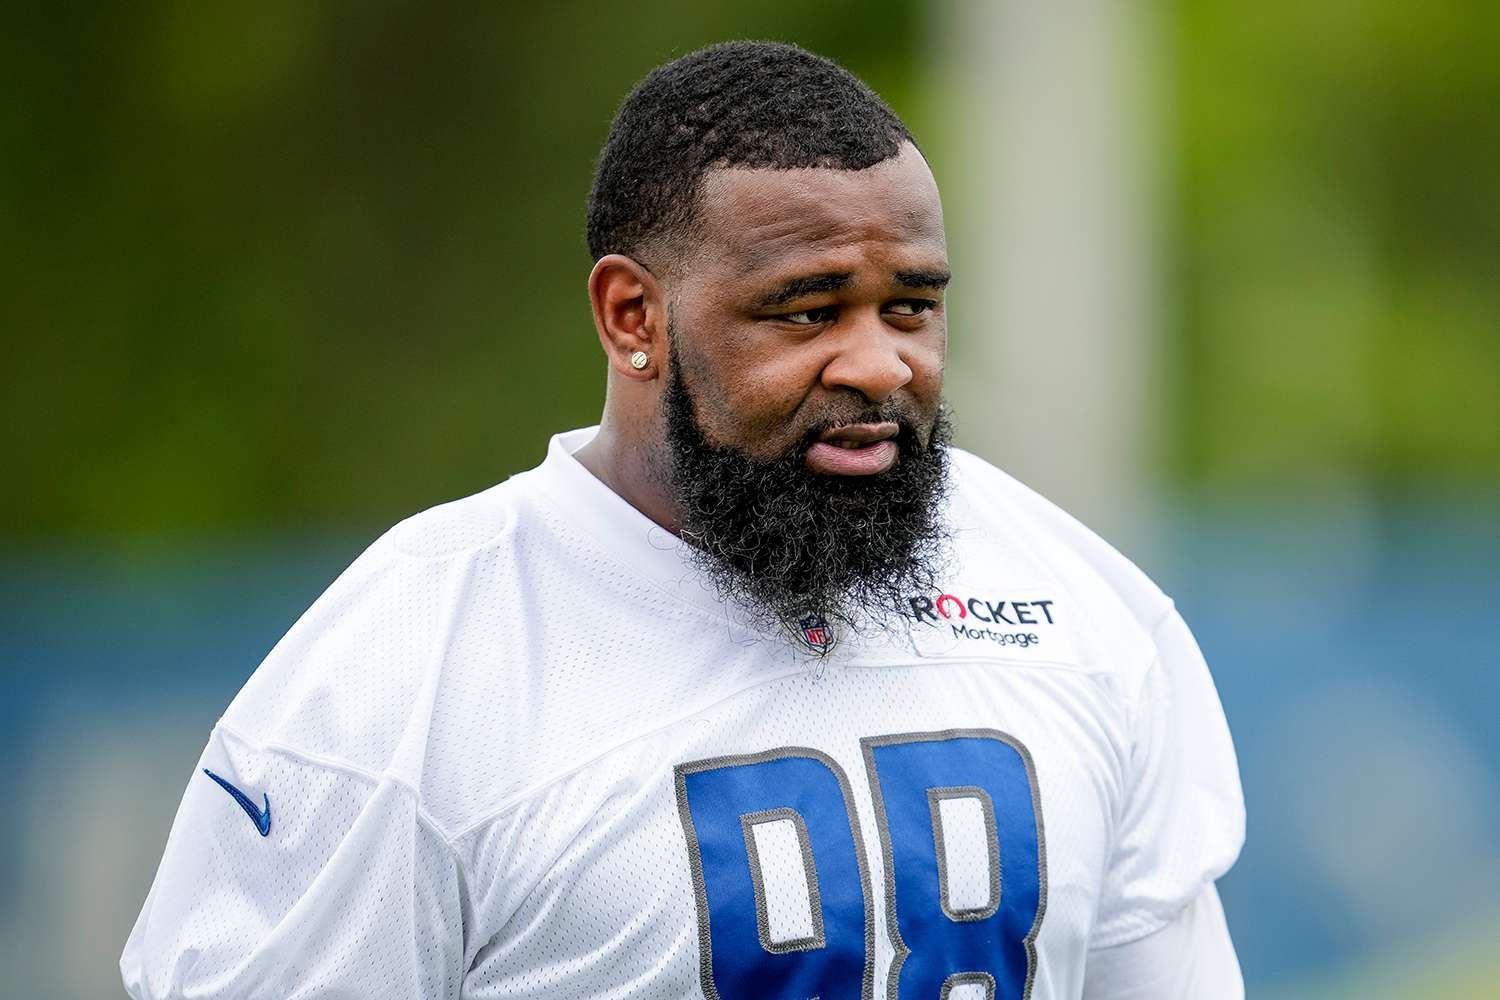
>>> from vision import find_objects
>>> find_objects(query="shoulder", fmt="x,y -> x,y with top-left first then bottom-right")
945,447 -> 1172,624
942,446 -> 1178,697
217,475 -> 548,830
944,446 -> 1173,629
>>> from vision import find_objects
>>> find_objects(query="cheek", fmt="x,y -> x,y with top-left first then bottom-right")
706,361 -> 814,444
913,336 -> 946,392
677,308 -> 791,392
890,326 -> 946,408
673,329 -> 807,442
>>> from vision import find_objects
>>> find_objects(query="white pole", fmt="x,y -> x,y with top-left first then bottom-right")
934,0 -> 1167,555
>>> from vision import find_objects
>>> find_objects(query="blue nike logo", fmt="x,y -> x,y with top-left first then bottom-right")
203,769 -> 272,837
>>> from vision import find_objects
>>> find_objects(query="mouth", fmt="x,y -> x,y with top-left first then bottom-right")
804,421 -> 901,476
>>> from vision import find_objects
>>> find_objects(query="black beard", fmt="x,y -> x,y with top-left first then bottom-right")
661,346 -> 952,643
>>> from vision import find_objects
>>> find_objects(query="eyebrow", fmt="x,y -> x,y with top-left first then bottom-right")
754,272 -> 853,309
893,268 -> 952,291
751,268 -> 952,310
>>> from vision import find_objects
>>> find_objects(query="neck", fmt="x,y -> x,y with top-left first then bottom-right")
572,419 -> 683,536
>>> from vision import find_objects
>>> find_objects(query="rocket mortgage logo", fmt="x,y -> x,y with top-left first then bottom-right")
906,592 -> 1059,649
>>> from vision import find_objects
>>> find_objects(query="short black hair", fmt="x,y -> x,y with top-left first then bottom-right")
585,40 -> 915,270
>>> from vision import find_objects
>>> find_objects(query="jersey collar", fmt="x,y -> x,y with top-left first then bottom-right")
529,426 -> 744,624
529,426 -> 950,662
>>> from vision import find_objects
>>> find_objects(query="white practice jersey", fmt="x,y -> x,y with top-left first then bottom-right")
123,427 -> 1245,1000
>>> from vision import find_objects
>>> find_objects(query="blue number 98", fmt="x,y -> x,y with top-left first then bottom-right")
675,730 -> 1045,1000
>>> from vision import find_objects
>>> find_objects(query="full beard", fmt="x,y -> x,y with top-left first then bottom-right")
660,343 -> 953,645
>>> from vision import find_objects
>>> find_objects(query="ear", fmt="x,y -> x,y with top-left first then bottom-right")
588,254 -> 666,380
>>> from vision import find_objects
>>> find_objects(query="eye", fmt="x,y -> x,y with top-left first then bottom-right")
886,300 -> 935,317
782,306 -> 838,325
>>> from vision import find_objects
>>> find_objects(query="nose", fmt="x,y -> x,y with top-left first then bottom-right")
819,312 -> 914,404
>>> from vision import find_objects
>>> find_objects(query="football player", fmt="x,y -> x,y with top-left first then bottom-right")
123,41 -> 1244,999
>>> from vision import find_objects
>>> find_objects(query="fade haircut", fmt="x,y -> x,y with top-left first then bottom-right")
585,40 -> 915,272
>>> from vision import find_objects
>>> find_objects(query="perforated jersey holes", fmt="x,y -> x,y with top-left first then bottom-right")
743,810 -> 823,951
929,788 -> 1001,920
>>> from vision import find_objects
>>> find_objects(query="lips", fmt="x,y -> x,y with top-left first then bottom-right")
804,422 -> 900,476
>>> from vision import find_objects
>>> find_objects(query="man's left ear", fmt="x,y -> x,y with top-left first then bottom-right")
587,254 -> 665,380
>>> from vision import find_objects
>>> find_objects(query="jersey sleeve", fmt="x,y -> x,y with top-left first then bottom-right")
1082,884 -> 1243,999
120,726 -> 465,1000
1089,605 -> 1245,949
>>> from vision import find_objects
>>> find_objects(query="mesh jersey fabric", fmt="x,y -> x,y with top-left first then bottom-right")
122,426 -> 1245,999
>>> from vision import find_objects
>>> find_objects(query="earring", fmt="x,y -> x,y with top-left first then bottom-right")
629,351 -> 649,370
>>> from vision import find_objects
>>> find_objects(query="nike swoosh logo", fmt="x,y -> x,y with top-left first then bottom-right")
203,769 -> 272,837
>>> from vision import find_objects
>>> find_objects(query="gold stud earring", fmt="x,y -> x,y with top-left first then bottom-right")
629,351 -> 649,370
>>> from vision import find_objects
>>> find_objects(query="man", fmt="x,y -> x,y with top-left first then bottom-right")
123,41 -> 1244,999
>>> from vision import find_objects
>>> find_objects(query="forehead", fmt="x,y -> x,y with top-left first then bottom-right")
690,142 -> 947,279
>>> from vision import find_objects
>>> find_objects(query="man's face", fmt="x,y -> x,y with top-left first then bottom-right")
664,142 -> 949,465
655,143 -> 953,639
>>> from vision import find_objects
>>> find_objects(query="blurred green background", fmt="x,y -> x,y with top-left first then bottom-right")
3,1 -> 1497,996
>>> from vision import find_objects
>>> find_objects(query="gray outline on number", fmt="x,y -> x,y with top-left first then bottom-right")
940,971 -> 997,1000
740,807 -> 826,953
927,785 -> 1001,922
860,729 -> 1049,1000
673,746 -> 877,1000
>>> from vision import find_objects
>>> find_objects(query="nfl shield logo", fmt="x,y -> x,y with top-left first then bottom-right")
797,613 -> 833,651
